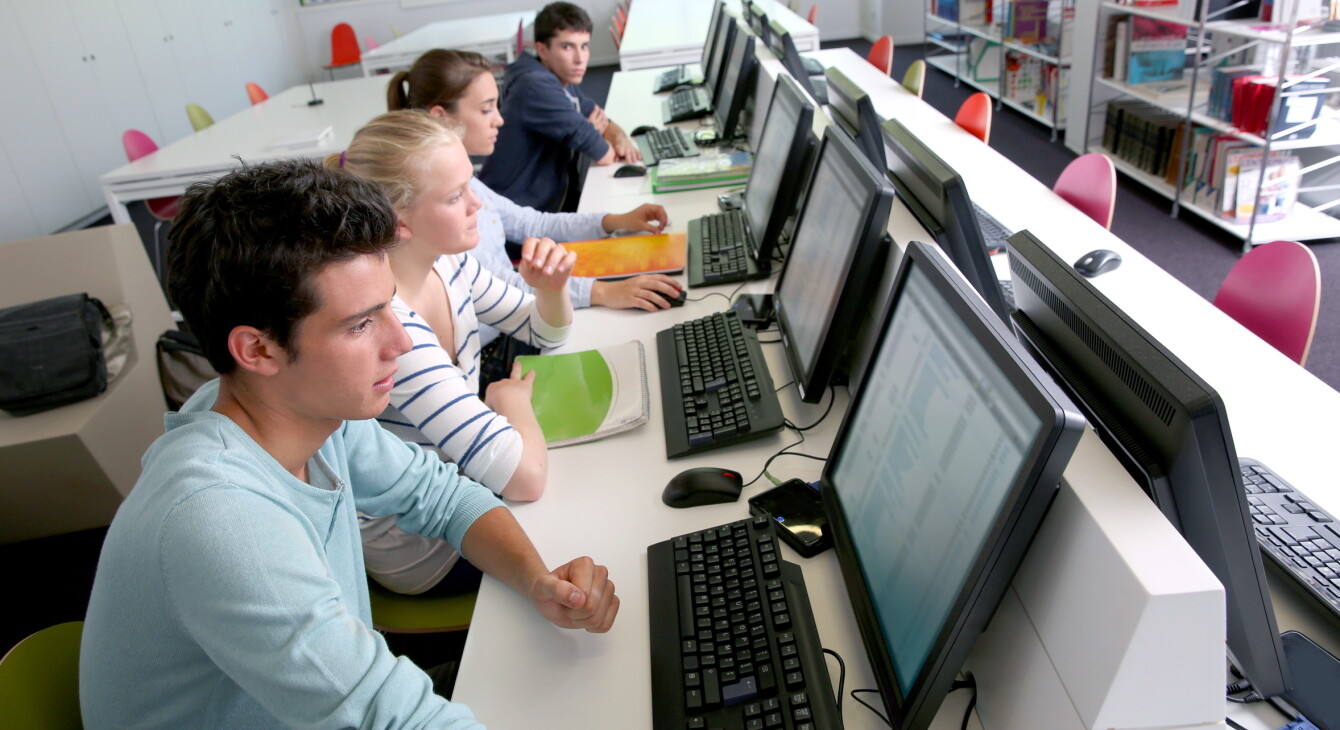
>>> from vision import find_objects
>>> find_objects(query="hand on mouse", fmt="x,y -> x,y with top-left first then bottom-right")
602,204 -> 669,234
590,274 -> 682,311
518,236 -> 577,293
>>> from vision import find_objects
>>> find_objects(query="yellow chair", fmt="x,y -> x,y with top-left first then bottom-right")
0,621 -> 84,729
369,582 -> 477,634
902,59 -> 926,98
185,103 -> 215,132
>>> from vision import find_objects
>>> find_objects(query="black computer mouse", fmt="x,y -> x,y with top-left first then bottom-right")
651,289 -> 687,308
614,164 -> 647,178
1073,249 -> 1122,278
662,467 -> 744,508
630,125 -> 657,136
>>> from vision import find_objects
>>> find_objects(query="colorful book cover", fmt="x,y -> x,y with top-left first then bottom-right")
1126,16 -> 1187,84
654,151 -> 753,183
515,341 -> 649,448
1234,153 -> 1300,224
1006,0 -> 1048,41
560,232 -> 687,279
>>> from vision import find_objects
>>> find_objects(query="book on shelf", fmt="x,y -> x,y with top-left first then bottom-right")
650,152 -> 752,193
1234,75 -> 1330,140
1209,65 -> 1263,121
514,341 -> 649,448
1234,154 -> 1301,224
560,232 -> 687,279
1005,0 -> 1048,41
934,0 -> 960,21
1127,16 -> 1188,84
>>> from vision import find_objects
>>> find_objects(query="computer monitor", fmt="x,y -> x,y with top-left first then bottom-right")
880,118 -> 1011,323
748,2 -> 770,42
739,74 -> 815,271
821,240 -> 1085,730
1005,229 -> 1291,698
773,126 -> 894,403
700,1 -> 730,100
767,20 -> 826,108
827,68 -> 886,170
713,19 -> 758,142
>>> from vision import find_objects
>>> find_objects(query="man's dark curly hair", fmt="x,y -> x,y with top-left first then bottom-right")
535,2 -> 593,45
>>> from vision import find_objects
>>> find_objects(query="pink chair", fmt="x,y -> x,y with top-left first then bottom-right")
365,36 -> 380,51
954,92 -> 993,144
515,19 -> 525,58
866,36 -> 894,77
245,82 -> 269,106
121,131 -> 182,282
1213,240 -> 1321,366
807,4 -> 819,25
1054,153 -> 1117,230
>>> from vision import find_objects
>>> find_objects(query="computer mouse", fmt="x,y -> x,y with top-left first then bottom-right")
1073,249 -> 1122,277
614,164 -> 647,178
651,289 -> 687,308
630,125 -> 657,136
662,467 -> 744,508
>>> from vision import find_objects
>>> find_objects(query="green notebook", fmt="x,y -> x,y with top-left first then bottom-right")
515,341 -> 649,448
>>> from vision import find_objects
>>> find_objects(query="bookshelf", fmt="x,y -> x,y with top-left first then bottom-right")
923,0 -> 1075,140
1085,0 -> 1340,251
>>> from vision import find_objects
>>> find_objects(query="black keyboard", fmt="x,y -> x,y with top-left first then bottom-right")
638,127 -> 702,165
665,86 -> 714,123
1241,458 -> 1340,620
689,211 -> 764,287
973,202 -> 1012,254
655,66 -> 700,93
657,310 -> 784,458
648,516 -> 843,729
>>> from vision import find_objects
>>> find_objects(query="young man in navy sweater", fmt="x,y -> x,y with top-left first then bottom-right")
480,2 -> 641,212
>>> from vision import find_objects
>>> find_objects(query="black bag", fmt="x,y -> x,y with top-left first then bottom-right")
0,293 -> 112,416
155,329 -> 216,411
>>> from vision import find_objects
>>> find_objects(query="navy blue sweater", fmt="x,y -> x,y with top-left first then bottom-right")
479,53 -> 610,211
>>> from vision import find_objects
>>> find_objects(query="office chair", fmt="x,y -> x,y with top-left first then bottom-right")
610,25 -> 622,49
326,22 -> 362,79
1054,153 -> 1117,230
807,4 -> 819,25
365,35 -> 380,51
867,36 -> 894,76
902,59 -> 927,98
121,130 -> 181,283
369,582 -> 477,634
516,18 -> 525,58
245,82 -> 269,105
185,103 -> 214,132
0,621 -> 84,729
613,12 -> 626,39
1213,240 -> 1321,366
954,92 -> 993,144
616,4 -> 628,27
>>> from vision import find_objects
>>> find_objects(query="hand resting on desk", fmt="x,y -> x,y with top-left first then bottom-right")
603,203 -> 669,234
532,555 -> 621,633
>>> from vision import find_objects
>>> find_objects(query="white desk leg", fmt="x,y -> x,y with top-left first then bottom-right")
103,188 -> 133,226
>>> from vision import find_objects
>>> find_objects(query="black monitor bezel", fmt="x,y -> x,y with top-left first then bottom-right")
1004,229 -> 1290,698
740,73 -> 815,270
701,0 -> 729,97
773,126 -> 894,404
880,118 -> 1011,323
821,240 -> 1085,730
713,19 -> 758,142
826,68 -> 886,170
748,3 -> 771,42
769,20 -> 826,108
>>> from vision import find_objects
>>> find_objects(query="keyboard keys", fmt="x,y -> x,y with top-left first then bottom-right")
1241,458 -> 1340,622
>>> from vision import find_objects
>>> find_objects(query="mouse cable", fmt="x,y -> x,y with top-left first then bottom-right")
952,676 -> 978,730
821,648 -> 847,722
849,689 -> 891,727
784,384 -> 836,433
744,434 -> 825,488
687,291 -> 731,306
758,336 -> 783,344
774,380 -> 794,394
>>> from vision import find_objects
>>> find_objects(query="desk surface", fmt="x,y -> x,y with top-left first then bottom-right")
359,11 -> 536,76
453,50 -> 1340,730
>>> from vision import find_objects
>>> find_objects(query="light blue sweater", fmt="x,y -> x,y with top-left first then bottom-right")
80,379 -> 502,728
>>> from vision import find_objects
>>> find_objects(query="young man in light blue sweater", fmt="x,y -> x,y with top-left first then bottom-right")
79,158 -> 619,728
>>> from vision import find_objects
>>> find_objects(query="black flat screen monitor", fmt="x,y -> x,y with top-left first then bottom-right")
881,118 -> 1011,323
701,1 -> 730,100
827,68 -> 886,170
774,126 -> 894,403
713,19 -> 757,142
1005,229 -> 1290,698
822,240 -> 1085,730
767,20 -> 827,108
748,3 -> 770,41
739,74 -> 815,270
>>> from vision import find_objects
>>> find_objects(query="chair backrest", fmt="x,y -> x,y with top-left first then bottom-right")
516,18 -> 525,58
902,59 -> 926,98
613,13 -> 626,37
369,583 -> 477,633
365,35 -> 379,51
1053,153 -> 1117,230
867,36 -> 894,76
807,3 -> 819,25
1213,240 -> 1321,366
610,24 -> 622,49
329,22 -> 361,67
185,103 -> 214,132
616,5 -> 628,25
954,92 -> 993,144
0,621 -> 84,729
245,82 -> 269,105
122,129 -> 158,162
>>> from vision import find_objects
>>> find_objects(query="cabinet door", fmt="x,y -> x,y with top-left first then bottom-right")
157,0 -> 231,121
0,148 -> 42,243
117,0 -> 193,144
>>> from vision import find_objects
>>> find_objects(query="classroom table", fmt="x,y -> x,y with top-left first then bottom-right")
99,76 -> 388,226
619,0 -> 818,72
451,48 -> 1340,730
359,11 -> 537,77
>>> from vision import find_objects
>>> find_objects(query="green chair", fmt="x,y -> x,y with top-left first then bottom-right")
902,59 -> 927,98
186,103 -> 215,132
0,621 -> 84,729
369,582 -> 476,634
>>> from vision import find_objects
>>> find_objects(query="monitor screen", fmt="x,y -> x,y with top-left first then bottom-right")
713,19 -> 757,141
827,68 -> 886,170
823,240 -> 1085,729
742,74 -> 814,266
1005,229 -> 1290,698
774,127 -> 894,403
701,1 -> 729,98
881,118 -> 1010,323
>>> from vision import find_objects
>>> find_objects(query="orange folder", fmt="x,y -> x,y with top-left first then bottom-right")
562,232 -> 687,279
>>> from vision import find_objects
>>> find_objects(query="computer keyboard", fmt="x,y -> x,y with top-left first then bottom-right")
1241,457 -> 1340,621
638,127 -> 702,166
657,310 -> 784,458
665,86 -> 714,123
973,202 -> 1013,254
648,515 -> 842,730
655,65 -> 700,93
688,211 -> 762,287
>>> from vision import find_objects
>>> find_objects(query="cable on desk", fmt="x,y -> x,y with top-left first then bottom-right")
686,291 -> 732,306
954,677 -> 978,730
774,380 -> 795,394
1225,718 -> 1250,730
758,336 -> 783,344
785,384 -> 836,432
849,689 -> 891,727
822,648 -> 846,722
743,432 -> 826,488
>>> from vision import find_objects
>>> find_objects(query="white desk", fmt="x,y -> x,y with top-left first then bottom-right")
99,76 -> 388,226
452,50 -> 1340,730
359,11 -> 536,77
619,0 -> 819,72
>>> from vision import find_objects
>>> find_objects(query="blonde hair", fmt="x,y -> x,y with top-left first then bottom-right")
323,110 -> 464,211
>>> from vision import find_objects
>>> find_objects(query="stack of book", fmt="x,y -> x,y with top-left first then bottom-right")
1183,131 -> 1301,223
1105,15 -> 1188,84
649,152 -> 752,193
1102,99 -> 1188,183
1214,72 -> 1329,140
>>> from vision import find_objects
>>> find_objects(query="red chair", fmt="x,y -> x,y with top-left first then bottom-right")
1213,240 -> 1321,366
610,25 -> 622,49
616,5 -> 628,26
121,131 -> 182,282
866,36 -> 894,77
954,92 -> 993,144
613,13 -> 626,38
807,4 -> 819,25
325,22 -> 361,79
1053,153 -> 1117,230
245,82 -> 269,106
